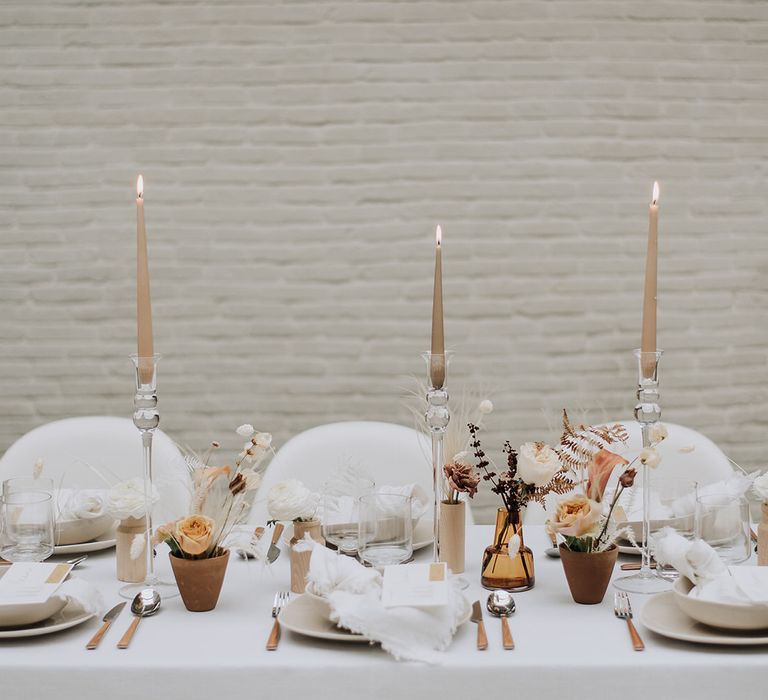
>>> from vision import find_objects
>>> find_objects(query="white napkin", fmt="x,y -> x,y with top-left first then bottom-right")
654,528 -> 727,585
52,578 -> 104,617
55,489 -> 107,520
302,540 -> 466,662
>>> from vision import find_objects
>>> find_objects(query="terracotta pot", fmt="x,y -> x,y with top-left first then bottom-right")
290,520 -> 324,594
116,517 -> 147,583
439,500 -> 465,574
169,550 -> 230,612
559,543 -> 618,604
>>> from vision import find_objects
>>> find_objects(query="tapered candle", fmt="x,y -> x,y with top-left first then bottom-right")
640,181 -> 659,378
136,175 -> 154,383
430,225 -> 445,388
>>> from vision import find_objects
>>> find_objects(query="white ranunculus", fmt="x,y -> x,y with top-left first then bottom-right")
56,489 -> 107,520
517,442 -> 561,487
649,423 -> 668,444
236,424 -> 255,437
268,479 -> 318,522
753,473 -> 768,502
106,478 -> 159,520
639,447 -> 661,469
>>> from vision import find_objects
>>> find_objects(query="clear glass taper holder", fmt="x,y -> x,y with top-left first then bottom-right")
119,354 -> 178,600
614,349 -> 671,594
422,351 -> 452,563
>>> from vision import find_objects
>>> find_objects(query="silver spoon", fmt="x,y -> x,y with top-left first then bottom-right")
486,590 -> 516,650
117,588 -> 161,649
545,533 -> 560,558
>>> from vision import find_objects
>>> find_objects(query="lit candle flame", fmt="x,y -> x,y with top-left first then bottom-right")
137,174 -> 144,199
435,224 -> 442,247
652,181 -> 659,206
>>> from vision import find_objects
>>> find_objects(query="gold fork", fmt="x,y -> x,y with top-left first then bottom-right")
266,591 -> 289,651
614,592 -> 644,651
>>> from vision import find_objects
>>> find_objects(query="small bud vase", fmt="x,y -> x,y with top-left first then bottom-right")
290,520 -> 324,594
439,500 -> 466,574
116,517 -> 147,583
758,503 -> 768,566
481,508 -> 534,591
559,544 -> 619,604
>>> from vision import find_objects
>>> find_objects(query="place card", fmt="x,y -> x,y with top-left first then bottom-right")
381,562 -> 449,608
0,562 -> 72,605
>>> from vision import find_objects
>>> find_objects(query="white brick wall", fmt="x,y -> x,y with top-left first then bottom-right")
1,1 -> 767,521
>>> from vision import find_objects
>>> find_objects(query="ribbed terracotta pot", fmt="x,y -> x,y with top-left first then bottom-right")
559,543 -> 618,605
169,550 -> 230,612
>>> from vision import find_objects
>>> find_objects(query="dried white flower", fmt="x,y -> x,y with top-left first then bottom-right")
268,479 -> 318,522
130,533 -> 146,561
32,458 -> 44,479
252,432 -> 272,449
508,534 -> 521,558
649,423 -> 668,444
478,400 -> 494,415
244,471 -> 262,491
639,447 -> 661,469
236,424 -> 255,437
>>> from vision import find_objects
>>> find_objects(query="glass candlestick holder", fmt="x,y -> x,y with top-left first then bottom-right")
422,351 -> 452,563
614,349 -> 671,594
119,354 -> 178,600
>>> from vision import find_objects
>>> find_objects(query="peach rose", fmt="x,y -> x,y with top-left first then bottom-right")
174,515 -> 215,556
547,495 -> 601,538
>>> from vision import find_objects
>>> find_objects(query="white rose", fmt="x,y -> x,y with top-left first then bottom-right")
639,447 -> 661,469
517,442 -> 561,487
649,423 -> 668,443
478,400 -> 494,415
106,478 -> 159,520
236,424 -> 255,437
753,473 -> 768,502
268,479 -> 318,522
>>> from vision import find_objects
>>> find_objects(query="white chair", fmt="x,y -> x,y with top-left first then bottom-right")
0,416 -> 189,521
524,421 -> 735,524
250,420 -> 474,525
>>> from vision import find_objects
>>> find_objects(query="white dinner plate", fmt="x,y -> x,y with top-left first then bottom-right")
0,602 -> 95,639
53,526 -> 117,555
280,592 -> 472,643
641,591 -> 768,646
412,519 -> 433,551
618,543 -> 640,556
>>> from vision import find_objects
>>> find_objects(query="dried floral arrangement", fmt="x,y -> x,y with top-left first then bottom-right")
153,424 -> 272,560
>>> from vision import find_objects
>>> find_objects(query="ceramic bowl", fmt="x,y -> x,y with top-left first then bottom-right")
672,577 -> 768,631
55,514 -> 114,545
0,568 -> 67,628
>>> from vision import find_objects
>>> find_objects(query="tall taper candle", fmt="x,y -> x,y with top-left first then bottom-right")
640,182 -> 659,378
430,225 -> 445,388
136,175 -> 154,383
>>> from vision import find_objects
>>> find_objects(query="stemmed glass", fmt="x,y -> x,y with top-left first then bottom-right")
357,493 -> 413,568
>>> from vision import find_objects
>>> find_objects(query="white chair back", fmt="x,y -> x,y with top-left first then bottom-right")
250,421 -> 467,525
0,416 -> 188,521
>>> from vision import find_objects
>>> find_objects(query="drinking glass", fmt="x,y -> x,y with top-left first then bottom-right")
357,493 -> 413,568
2,477 -> 55,498
648,478 -> 697,580
695,494 -> 751,565
321,479 -> 375,555
1,491 -> 55,562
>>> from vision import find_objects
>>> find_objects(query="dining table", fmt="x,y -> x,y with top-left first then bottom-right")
1,525 -> 766,700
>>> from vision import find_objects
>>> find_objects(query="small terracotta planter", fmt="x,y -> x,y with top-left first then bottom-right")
169,550 -> 230,612
559,543 -> 618,605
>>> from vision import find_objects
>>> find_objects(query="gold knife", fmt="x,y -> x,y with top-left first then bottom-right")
86,602 -> 126,650
470,600 -> 488,650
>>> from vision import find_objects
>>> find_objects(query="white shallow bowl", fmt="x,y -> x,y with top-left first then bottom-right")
0,568 -> 67,628
672,577 -> 768,631
55,514 -> 115,545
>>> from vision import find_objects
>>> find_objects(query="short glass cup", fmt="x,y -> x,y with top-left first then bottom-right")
694,494 -> 751,565
1,491 -> 55,562
357,493 -> 413,568
2,477 -> 54,497
648,478 -> 697,580
321,479 -> 375,556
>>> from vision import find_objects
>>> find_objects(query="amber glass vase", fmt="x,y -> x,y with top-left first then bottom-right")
481,508 -> 535,591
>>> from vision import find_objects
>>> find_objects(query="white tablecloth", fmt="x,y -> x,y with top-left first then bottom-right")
1,526 -> 766,700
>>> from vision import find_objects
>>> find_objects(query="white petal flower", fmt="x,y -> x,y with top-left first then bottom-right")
244,471 -> 262,491
252,432 -> 272,449
236,424 -> 255,437
107,478 -> 159,520
639,447 -> 661,469
478,400 -> 494,415
649,423 -> 668,444
268,479 -> 318,522
508,534 -> 521,558
517,442 -> 561,487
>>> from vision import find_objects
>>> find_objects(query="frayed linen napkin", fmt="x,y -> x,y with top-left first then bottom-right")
301,541 -> 467,663
654,528 -> 768,605
53,578 -> 104,617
